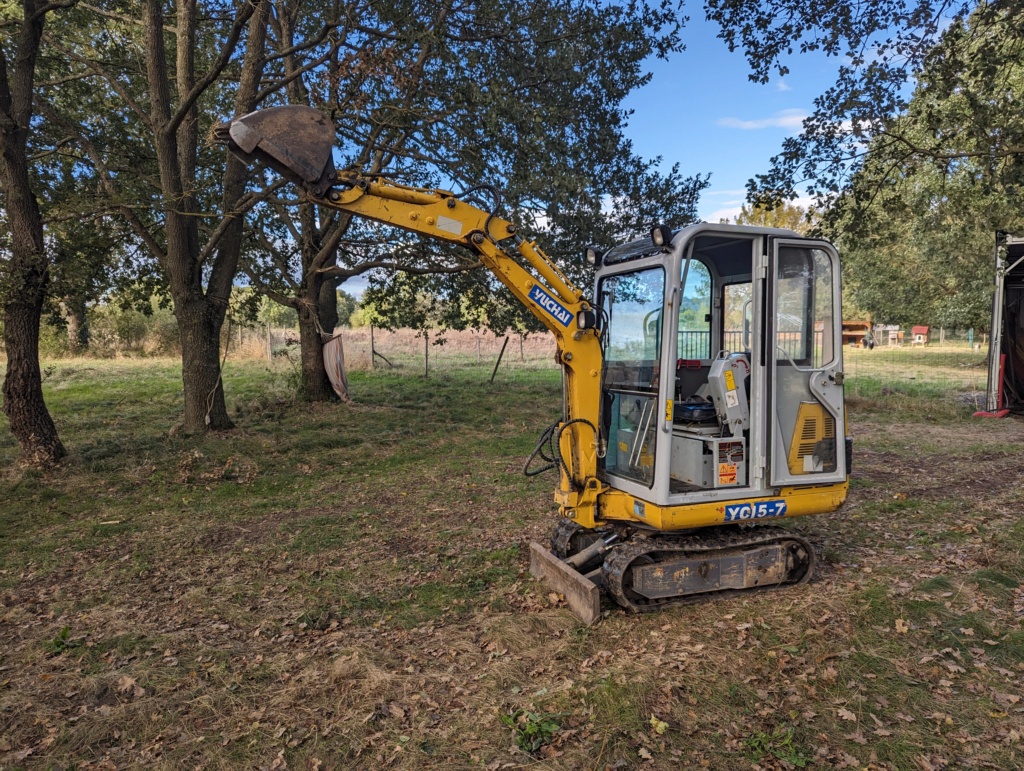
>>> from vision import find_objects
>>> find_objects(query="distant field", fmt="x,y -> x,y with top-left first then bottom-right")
1,358 -> 1022,769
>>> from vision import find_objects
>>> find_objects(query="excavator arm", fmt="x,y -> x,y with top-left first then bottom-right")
218,106 -> 607,529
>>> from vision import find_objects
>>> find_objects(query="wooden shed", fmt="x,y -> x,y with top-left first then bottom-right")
842,320 -> 871,347
911,325 -> 929,346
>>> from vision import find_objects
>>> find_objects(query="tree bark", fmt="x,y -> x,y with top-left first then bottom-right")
62,296 -> 89,353
0,0 -> 66,465
176,297 -> 231,431
2,273 -> 65,464
297,298 -> 336,402
318,275 -> 340,333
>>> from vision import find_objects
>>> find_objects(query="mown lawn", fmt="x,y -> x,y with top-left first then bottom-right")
1,358 -> 1023,769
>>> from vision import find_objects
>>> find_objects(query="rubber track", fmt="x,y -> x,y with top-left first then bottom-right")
550,518 -> 585,559
602,526 -> 816,613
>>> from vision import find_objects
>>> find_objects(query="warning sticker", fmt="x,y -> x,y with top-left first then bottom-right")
725,390 -> 739,408
436,215 -> 463,236
718,463 -> 738,485
723,369 -> 736,392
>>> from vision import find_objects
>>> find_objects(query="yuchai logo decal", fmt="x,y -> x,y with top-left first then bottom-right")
528,285 -> 572,327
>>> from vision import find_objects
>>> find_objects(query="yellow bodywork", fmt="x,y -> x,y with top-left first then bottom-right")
788,401 -> 837,475
595,482 -> 848,531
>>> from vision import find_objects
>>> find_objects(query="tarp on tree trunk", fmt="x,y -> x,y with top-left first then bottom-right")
323,333 -> 350,402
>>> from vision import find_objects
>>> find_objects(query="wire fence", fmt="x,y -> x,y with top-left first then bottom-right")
242,325 -> 992,404
345,327 -> 559,375
843,334 -> 990,407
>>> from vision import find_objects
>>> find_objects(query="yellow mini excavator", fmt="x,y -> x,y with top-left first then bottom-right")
218,106 -> 850,623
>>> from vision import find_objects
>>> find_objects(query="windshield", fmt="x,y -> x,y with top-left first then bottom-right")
598,267 -> 666,487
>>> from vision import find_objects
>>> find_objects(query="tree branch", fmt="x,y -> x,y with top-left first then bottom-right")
240,264 -> 297,307
167,0 -> 255,135
38,99 -> 167,263
197,177 -> 288,266
44,36 -> 152,128
320,257 -> 481,279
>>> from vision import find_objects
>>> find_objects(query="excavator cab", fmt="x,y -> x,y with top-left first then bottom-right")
594,225 -> 847,520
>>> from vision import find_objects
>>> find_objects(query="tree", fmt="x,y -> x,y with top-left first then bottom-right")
0,0 -> 74,465
811,6 -> 1024,329
730,201 -> 817,235
335,290 -> 357,328
826,134 -> 1005,329
706,2 -> 1024,332
42,0 -> 294,431
705,1 -> 1024,206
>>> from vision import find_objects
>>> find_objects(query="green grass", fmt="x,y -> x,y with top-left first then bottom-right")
1,356 -> 1023,769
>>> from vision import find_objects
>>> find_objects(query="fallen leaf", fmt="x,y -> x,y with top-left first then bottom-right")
649,715 -> 668,735
838,708 -> 857,721
118,675 -> 138,694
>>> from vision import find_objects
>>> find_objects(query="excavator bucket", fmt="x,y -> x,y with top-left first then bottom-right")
529,542 -> 602,625
216,105 -> 337,197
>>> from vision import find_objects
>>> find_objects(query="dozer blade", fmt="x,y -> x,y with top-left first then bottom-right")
215,105 -> 337,196
529,542 -> 601,625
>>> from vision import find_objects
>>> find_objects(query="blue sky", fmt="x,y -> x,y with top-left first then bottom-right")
622,14 -> 843,223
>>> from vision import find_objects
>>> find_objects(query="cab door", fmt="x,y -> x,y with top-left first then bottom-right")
768,240 -> 846,486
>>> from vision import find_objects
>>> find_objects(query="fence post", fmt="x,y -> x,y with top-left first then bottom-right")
424,330 -> 429,378
490,336 -> 510,383
370,325 -> 375,370
266,324 -> 272,361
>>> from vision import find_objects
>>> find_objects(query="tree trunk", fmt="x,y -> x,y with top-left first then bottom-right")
318,275 -> 340,333
297,293 -> 337,403
139,0 -> 263,434
62,297 -> 89,353
176,297 -> 233,432
289,197 -> 342,402
3,285 -> 66,464
0,162 -> 65,463
0,177 -> 63,462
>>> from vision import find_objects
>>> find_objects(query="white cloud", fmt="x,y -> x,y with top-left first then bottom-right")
717,109 -> 807,130
705,188 -> 747,198
703,194 -> 820,224
705,204 -> 745,223
790,195 -> 818,211
776,80 -> 792,92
